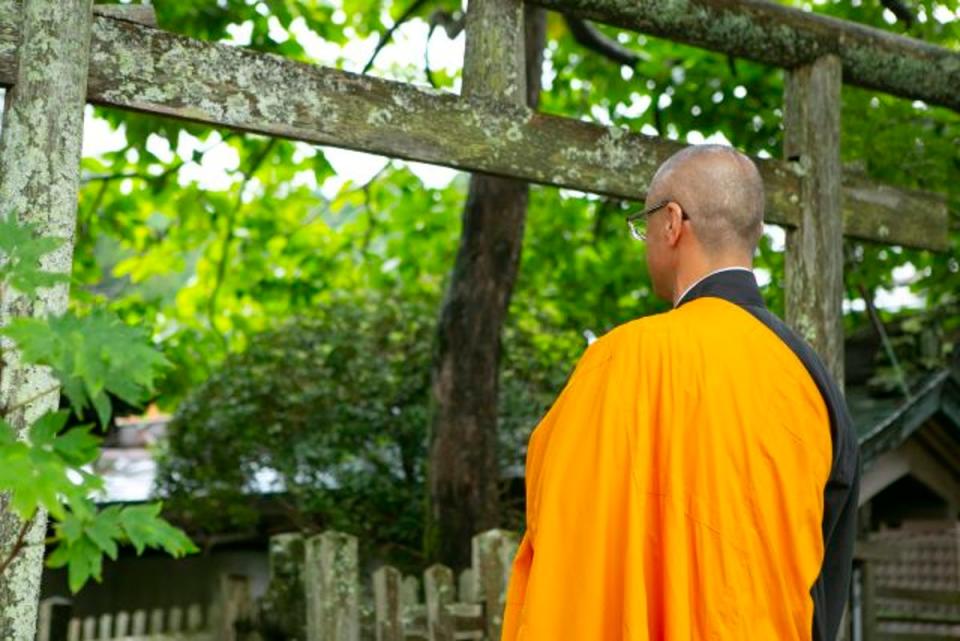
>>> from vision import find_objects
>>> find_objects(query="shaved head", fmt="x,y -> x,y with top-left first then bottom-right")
648,145 -> 765,254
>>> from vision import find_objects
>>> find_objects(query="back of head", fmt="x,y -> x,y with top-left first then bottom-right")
649,145 -> 765,255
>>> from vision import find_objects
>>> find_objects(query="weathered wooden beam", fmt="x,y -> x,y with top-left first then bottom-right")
0,0 -> 948,250
529,0 -> 960,113
92,4 -> 157,28
0,1 -> 93,639
784,55 -> 845,385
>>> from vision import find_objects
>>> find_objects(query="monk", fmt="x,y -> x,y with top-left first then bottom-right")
500,145 -> 860,641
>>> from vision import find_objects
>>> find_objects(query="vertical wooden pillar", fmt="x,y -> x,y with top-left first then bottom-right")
783,55 -> 845,388
0,2 -> 93,639
373,565 -> 403,641
35,598 -> 71,641
859,558 -> 878,641
305,531 -> 359,641
462,0 -> 527,102
214,574 -> 255,641
260,533 -> 307,640
424,564 -> 455,641
471,529 -> 519,641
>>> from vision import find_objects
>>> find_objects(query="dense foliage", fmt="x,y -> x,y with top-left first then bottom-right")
155,292 -> 567,566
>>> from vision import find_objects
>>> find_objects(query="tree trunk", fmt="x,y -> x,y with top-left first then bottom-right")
425,5 -> 546,569
0,1 -> 92,638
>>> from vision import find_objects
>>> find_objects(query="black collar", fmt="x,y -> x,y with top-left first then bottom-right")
675,269 -> 766,310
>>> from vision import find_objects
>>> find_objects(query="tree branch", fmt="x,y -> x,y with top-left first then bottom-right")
80,132 -> 239,186
880,0 -> 914,27
0,517 -> 32,578
564,16 -> 640,67
362,0 -> 433,74
423,10 -> 465,88
0,385 -> 60,418
206,139 -> 277,350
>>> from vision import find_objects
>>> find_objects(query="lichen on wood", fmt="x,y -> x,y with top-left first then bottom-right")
783,55 -> 845,386
0,0 -> 948,249
0,1 -> 93,639
530,0 -> 960,112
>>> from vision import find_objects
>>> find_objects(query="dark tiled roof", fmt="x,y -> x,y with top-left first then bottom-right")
849,366 -> 960,465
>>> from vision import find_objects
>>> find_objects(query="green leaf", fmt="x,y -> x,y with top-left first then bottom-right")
52,425 -> 100,468
66,537 -> 102,593
0,412 -> 101,522
46,533 -> 104,593
46,503 -> 190,592
0,310 -> 171,426
0,417 -> 16,446
27,410 -> 68,447
118,503 -> 197,556
85,507 -> 123,560
0,212 -> 69,299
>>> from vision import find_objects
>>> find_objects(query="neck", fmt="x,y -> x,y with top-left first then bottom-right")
672,253 -> 753,306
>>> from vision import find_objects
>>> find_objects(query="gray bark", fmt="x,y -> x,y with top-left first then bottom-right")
0,1 -> 93,638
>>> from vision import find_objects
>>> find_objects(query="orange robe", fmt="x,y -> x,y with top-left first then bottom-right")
501,295 -> 848,641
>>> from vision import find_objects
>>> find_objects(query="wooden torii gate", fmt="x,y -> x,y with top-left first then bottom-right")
0,0 -> 955,637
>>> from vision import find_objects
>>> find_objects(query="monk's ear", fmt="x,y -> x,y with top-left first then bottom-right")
664,202 -> 685,247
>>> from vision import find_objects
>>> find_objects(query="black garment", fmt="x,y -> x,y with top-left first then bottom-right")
678,269 -> 861,641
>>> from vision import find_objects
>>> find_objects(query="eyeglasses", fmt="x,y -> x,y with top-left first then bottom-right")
625,199 -> 691,241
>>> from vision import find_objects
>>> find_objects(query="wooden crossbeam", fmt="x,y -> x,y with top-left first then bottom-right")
530,0 -> 960,113
0,0 -> 948,250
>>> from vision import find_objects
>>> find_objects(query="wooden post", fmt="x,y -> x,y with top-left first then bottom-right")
260,533 -> 307,640
471,530 -> 519,641
81,617 -> 95,640
424,564 -> 455,641
783,55 -> 845,388
168,606 -> 183,632
186,604 -> 203,631
66,618 -> 79,641
97,613 -> 111,639
458,568 -> 477,604
114,611 -> 129,638
149,607 -> 164,634
35,598 -> 71,641
461,0 -> 526,102
860,558 -> 878,641
0,2 -> 93,636
130,609 -> 147,635
215,574 -> 255,641
373,565 -> 403,641
399,575 -> 426,637
304,531 -> 359,641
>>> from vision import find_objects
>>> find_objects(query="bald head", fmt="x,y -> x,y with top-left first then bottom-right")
648,145 -> 765,255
